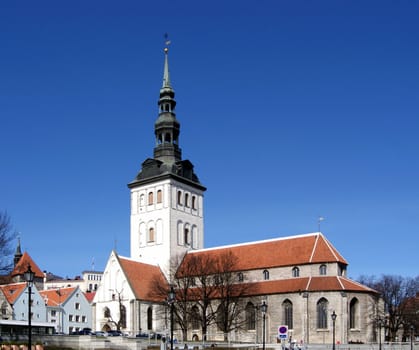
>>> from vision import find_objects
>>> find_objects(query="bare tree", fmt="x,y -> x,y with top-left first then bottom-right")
0,211 -> 17,274
213,251 -> 257,341
359,274 -> 419,341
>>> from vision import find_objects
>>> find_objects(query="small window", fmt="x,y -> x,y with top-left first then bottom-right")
319,264 -> 327,275
75,302 -> 80,310
185,193 -> 189,207
177,190 -> 182,205
192,196 -> 197,210
69,314 -> 73,322
140,194 -> 145,206
75,315 -> 80,322
184,227 -> 190,246
148,192 -> 154,205
157,190 -> 162,203
238,272 -> 244,282
148,228 -> 155,242
82,315 -> 86,323
263,269 -> 269,280
292,267 -> 300,277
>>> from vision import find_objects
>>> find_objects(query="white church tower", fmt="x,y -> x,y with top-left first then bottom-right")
128,46 -> 206,275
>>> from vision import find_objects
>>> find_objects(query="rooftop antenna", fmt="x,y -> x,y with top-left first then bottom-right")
318,216 -> 325,232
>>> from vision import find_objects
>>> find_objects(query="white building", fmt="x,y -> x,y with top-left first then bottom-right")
92,45 -> 381,345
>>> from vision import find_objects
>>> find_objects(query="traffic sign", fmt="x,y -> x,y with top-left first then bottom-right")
278,325 -> 288,339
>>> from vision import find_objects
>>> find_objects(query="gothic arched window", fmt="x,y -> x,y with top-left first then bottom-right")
292,266 -> 300,277
245,302 -> 256,330
147,307 -> 153,330
319,264 -> 327,275
317,298 -> 328,329
349,298 -> 359,329
263,269 -> 270,280
283,299 -> 293,329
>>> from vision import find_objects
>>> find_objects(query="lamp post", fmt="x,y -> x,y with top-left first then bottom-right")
331,311 -> 337,350
24,265 -> 35,350
261,300 -> 268,350
410,325 -> 414,350
168,285 -> 176,350
377,318 -> 383,350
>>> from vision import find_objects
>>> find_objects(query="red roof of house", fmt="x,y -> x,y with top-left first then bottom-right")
182,233 -> 347,273
11,252 -> 44,279
39,287 -> 76,306
0,283 -> 27,304
84,291 -> 96,303
117,255 -> 168,302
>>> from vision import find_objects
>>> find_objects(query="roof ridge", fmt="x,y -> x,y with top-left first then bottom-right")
337,276 -> 345,290
320,234 -> 340,261
309,233 -> 320,263
189,232 -> 321,254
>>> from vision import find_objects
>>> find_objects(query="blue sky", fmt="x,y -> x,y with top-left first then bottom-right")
1,1 -> 418,280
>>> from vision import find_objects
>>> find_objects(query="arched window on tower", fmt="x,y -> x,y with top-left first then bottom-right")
263,269 -> 270,280
184,226 -> 190,246
292,266 -> 300,277
317,298 -> 328,329
140,194 -> 145,206
157,190 -> 162,204
177,190 -> 182,205
319,264 -> 327,275
148,228 -> 155,243
283,299 -> 293,329
184,193 -> 189,207
245,302 -> 256,330
192,196 -> 197,210
148,192 -> 154,205
349,297 -> 359,329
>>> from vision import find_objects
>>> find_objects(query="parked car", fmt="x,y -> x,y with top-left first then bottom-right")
107,330 -> 123,337
136,332 -> 150,339
93,331 -> 106,337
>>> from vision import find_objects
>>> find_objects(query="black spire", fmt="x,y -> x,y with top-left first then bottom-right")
153,46 -> 181,163
128,45 -> 205,190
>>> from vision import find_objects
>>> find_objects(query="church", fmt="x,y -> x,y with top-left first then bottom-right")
92,45 -> 380,346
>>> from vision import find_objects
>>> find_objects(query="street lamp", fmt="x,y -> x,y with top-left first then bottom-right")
331,311 -> 337,350
261,300 -> 268,350
24,264 -> 35,350
410,325 -> 414,350
168,285 -> 176,350
377,318 -> 384,350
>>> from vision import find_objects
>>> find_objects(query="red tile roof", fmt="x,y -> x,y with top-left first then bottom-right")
0,283 -> 27,304
84,291 -> 96,303
39,287 -> 76,306
247,276 -> 377,296
175,275 -> 376,301
117,255 -> 168,302
11,252 -> 44,278
182,233 -> 347,272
